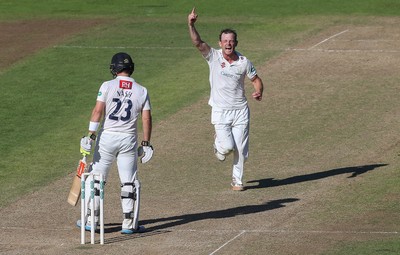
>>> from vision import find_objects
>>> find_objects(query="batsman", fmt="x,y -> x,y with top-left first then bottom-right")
77,52 -> 153,234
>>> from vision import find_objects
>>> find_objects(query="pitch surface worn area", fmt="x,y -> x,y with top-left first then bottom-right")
1,18 -> 400,254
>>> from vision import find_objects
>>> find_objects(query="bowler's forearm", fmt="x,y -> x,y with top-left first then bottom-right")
253,76 -> 264,94
189,24 -> 203,48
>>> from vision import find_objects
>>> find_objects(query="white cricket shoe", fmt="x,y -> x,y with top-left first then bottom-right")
121,225 -> 146,234
213,144 -> 226,161
76,219 -> 98,231
231,179 -> 245,191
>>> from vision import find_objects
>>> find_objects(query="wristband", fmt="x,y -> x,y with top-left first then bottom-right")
88,133 -> 96,141
141,141 -> 150,146
89,121 -> 100,132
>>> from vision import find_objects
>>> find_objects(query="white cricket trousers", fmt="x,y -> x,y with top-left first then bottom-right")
85,130 -> 138,219
212,106 -> 250,185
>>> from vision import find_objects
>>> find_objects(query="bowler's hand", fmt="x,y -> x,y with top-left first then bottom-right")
252,91 -> 262,101
188,7 -> 198,26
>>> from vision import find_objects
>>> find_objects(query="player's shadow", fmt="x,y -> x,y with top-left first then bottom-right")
246,163 -> 388,190
103,198 -> 298,236
141,198 -> 299,232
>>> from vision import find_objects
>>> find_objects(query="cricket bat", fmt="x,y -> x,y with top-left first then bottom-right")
67,155 -> 87,206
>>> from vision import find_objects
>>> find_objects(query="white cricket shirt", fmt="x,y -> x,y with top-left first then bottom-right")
205,48 -> 257,110
96,76 -> 151,134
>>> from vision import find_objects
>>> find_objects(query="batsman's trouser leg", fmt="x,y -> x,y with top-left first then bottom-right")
117,143 -> 139,230
133,178 -> 141,230
120,176 -> 140,230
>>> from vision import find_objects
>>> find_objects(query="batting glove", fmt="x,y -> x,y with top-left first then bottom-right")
80,136 -> 93,155
138,141 -> 153,164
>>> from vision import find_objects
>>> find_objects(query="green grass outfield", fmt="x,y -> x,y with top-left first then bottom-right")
0,1 -> 399,254
1,0 -> 400,19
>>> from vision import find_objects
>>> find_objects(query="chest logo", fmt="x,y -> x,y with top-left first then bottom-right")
221,62 -> 226,69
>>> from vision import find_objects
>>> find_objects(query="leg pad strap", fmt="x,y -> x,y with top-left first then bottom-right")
124,212 -> 134,219
121,182 -> 136,200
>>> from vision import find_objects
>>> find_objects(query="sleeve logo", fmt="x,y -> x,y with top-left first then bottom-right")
119,80 -> 133,89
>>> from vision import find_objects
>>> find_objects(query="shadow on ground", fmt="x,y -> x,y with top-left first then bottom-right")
103,198 -> 299,238
246,163 -> 388,190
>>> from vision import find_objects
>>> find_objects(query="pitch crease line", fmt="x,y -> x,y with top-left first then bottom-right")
172,228 -> 399,235
287,48 -> 400,53
308,29 -> 349,49
209,230 -> 246,255
331,39 -> 397,42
